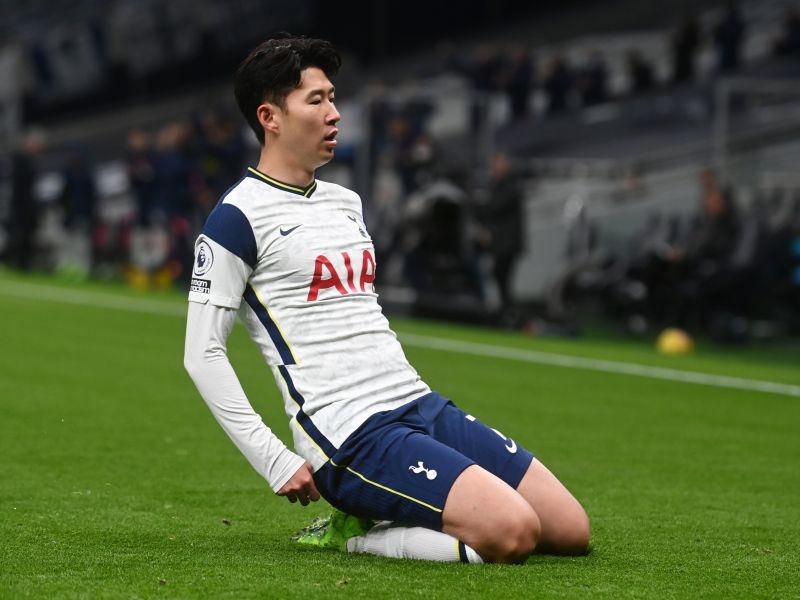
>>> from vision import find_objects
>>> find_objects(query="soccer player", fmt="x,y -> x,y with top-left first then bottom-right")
183,36 -> 590,564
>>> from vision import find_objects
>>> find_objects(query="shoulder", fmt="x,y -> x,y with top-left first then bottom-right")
201,178 -> 260,268
315,179 -> 362,207
213,175 -> 284,215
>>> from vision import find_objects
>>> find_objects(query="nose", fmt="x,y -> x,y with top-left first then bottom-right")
327,102 -> 341,125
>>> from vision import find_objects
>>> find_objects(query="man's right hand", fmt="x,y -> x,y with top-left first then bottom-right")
277,462 -> 321,506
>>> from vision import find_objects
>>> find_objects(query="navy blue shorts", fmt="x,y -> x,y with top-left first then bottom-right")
313,391 -> 534,531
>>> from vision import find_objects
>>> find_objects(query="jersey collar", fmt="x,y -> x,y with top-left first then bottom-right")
247,167 -> 317,198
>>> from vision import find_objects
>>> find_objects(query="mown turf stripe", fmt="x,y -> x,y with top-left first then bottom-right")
398,333 -> 800,398
3,279 -> 799,398
1,279 -> 186,316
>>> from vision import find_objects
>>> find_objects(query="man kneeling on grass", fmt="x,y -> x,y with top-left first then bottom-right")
184,35 -> 590,563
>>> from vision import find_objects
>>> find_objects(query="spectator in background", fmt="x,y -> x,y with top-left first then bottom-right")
385,114 -> 420,195
790,204 -> 800,317
216,114 -> 246,188
578,51 -> 609,106
152,122 -> 193,221
714,0 -> 746,73
199,110 -> 246,192
673,168 -> 741,330
126,128 -> 156,227
128,121 -> 197,288
482,152 -> 525,318
407,132 -> 437,190
671,10 -> 700,84
772,7 -> 800,57
626,49 -> 655,94
59,143 -> 97,232
157,121 -> 198,286
465,45 -> 506,132
543,55 -> 574,114
624,214 -> 687,306
58,142 -> 99,274
505,46 -> 534,121
367,82 -> 393,162
688,168 -> 740,264
194,109 -> 246,222
401,82 -> 435,139
126,126 -> 169,289
7,130 -> 45,270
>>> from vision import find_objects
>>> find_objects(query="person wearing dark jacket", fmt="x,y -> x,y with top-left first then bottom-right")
7,131 -> 45,270
485,153 -> 525,313
672,10 -> 700,83
714,1 -> 746,73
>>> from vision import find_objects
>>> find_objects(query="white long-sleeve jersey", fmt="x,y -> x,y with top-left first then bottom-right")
183,167 -> 430,491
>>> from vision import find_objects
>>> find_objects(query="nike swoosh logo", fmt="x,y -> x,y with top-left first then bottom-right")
505,439 -> 517,454
280,225 -> 302,236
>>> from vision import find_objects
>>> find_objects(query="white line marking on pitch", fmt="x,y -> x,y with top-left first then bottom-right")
0,279 -> 186,317
398,333 -> 800,398
2,279 -> 799,398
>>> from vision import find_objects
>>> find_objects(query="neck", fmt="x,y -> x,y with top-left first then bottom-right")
256,146 -> 315,187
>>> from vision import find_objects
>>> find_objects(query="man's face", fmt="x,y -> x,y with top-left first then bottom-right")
273,67 -> 340,171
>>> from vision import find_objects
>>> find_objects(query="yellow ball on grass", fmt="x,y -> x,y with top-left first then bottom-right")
656,328 -> 694,355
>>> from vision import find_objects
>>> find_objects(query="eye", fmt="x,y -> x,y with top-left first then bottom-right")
310,99 -> 322,105
329,96 -> 336,104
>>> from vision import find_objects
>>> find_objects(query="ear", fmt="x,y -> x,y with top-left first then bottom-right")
257,102 -> 281,137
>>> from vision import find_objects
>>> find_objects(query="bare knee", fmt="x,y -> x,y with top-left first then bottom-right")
541,505 -> 591,556
563,508 -> 591,555
482,506 -> 541,564
442,465 -> 542,563
515,460 -> 591,556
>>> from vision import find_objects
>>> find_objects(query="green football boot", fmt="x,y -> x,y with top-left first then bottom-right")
292,509 -> 375,551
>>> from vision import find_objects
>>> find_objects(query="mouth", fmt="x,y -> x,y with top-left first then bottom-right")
323,129 -> 338,148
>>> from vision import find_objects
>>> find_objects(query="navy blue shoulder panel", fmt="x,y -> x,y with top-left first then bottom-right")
202,202 -> 258,269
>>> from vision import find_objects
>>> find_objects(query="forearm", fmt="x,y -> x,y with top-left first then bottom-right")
184,302 -> 305,492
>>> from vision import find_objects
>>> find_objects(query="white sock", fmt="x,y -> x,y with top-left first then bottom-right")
346,521 -> 483,563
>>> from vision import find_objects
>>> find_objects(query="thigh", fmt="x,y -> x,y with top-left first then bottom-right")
516,459 -> 591,555
421,393 -> 534,491
313,421 -> 474,531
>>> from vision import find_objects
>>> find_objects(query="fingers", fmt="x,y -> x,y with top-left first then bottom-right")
307,480 -> 321,502
285,485 -> 319,506
285,492 -> 311,505
303,464 -> 321,501
277,462 -> 321,506
295,481 -> 318,506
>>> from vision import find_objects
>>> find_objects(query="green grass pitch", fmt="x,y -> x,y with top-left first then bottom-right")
1,271 -> 799,598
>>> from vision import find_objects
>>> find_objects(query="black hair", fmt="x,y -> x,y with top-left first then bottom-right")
234,35 -> 342,145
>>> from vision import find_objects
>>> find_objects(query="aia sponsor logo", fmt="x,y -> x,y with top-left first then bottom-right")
307,250 -> 376,301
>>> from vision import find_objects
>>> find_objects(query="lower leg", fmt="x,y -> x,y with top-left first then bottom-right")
340,464 -> 542,565
347,522 -> 483,563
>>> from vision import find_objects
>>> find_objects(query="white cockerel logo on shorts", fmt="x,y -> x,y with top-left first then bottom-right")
409,461 -> 438,480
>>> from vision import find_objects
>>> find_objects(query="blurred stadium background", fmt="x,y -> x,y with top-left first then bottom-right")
2,1 -> 800,597
2,0 -> 800,342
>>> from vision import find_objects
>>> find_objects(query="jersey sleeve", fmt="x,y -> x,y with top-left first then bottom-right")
188,202 -> 258,309
184,301 -> 306,491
